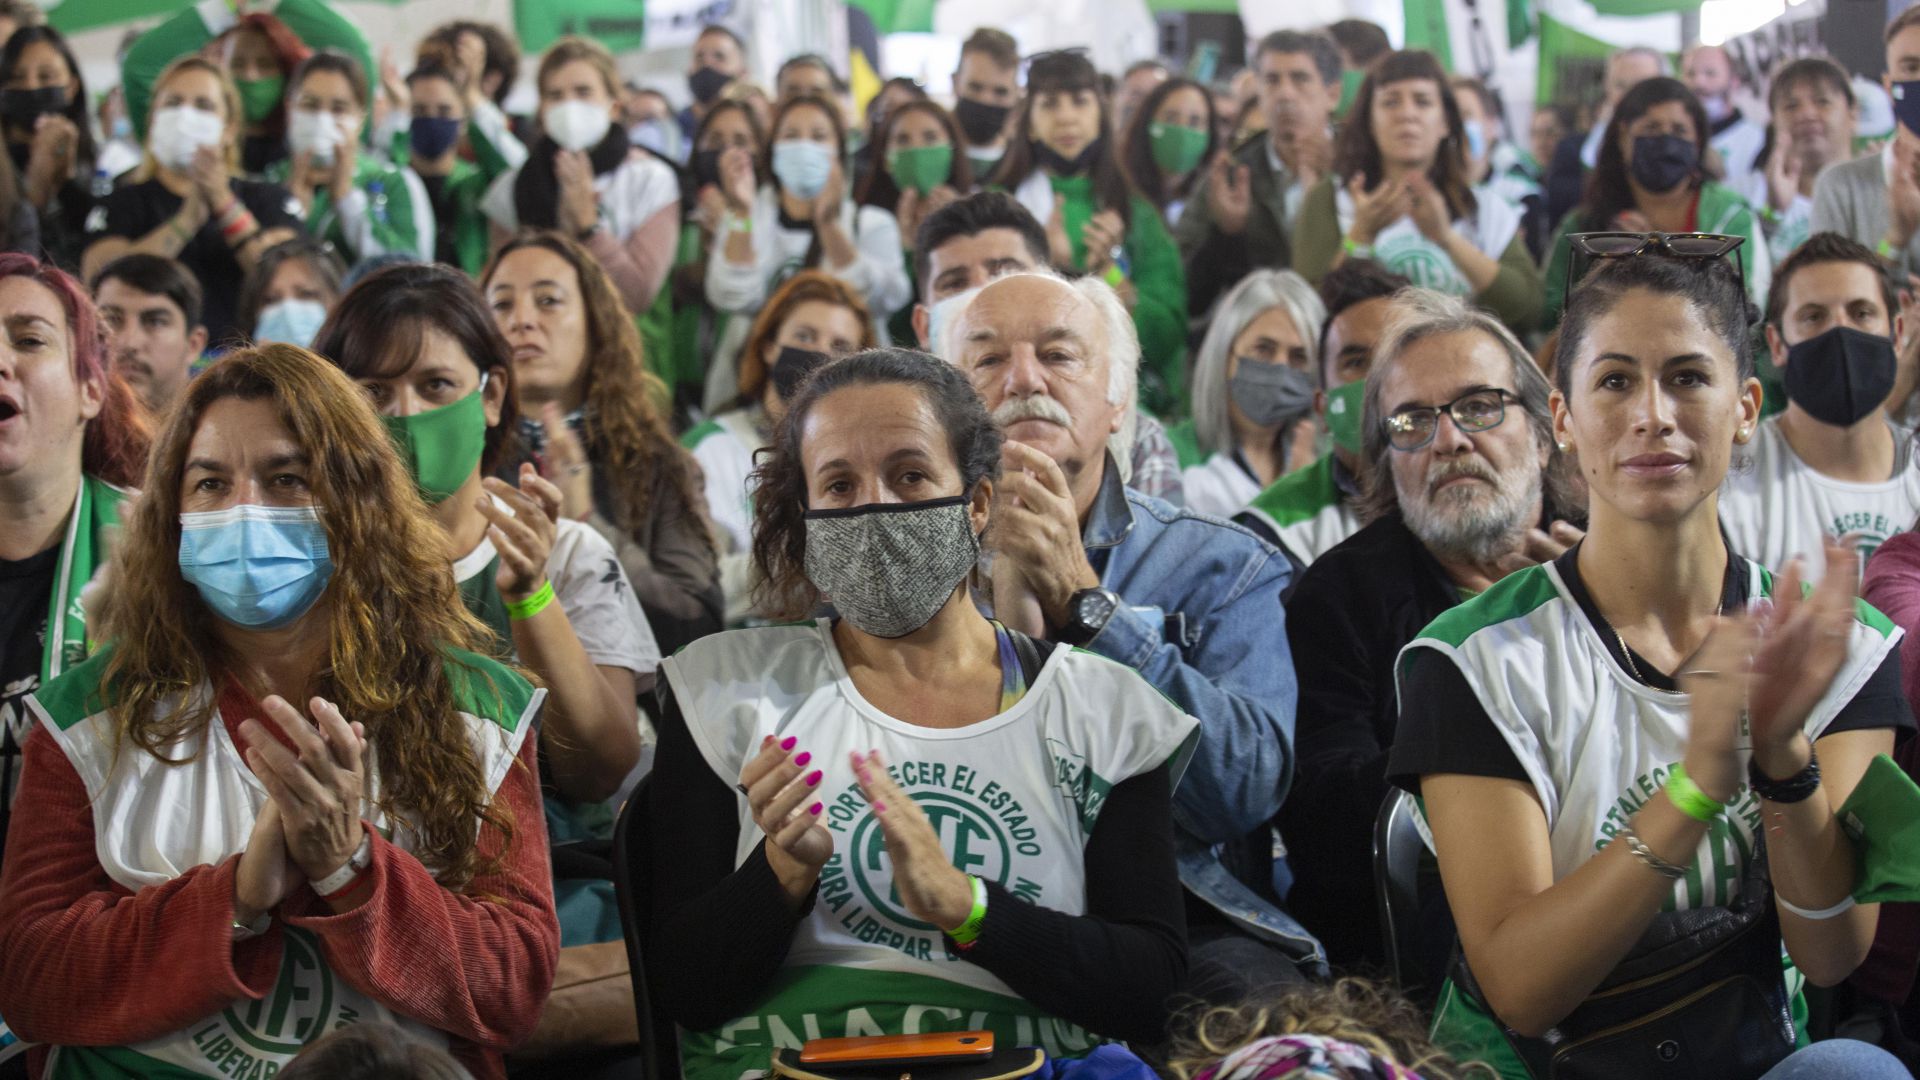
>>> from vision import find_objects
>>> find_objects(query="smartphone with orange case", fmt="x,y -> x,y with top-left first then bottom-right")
797,1031 -> 995,1067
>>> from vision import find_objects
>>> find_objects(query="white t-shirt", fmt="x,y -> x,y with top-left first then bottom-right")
482,148 -> 680,240
453,515 -> 660,677
1718,415 -> 1920,578
661,621 -> 1197,1079
1182,452 -> 1262,520
1397,556 -> 1899,907
1334,183 -> 1522,297
685,408 -> 767,625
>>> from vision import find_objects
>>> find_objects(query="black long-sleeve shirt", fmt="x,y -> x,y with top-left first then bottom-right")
643,669 -> 1187,1043
1274,513 -> 1460,968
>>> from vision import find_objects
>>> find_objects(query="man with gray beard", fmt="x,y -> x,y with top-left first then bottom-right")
1276,288 -> 1585,974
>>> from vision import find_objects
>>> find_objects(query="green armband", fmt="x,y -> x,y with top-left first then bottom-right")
1665,762 -> 1725,823
505,580 -> 556,621
946,874 -> 989,948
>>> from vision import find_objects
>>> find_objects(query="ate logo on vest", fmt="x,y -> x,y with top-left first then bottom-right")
191,929 -> 359,1073
852,792 -> 1012,931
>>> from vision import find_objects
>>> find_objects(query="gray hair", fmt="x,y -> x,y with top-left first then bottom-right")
1192,269 -> 1326,458
937,270 -> 1140,482
1356,288 -> 1580,524
1612,46 -> 1671,77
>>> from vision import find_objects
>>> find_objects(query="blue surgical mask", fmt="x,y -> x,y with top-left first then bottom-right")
923,288 -> 978,355
771,139 -> 835,199
628,118 -> 679,159
254,298 -> 329,349
178,504 -> 334,629
1462,119 -> 1487,163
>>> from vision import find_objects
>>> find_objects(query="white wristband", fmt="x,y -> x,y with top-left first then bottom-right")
1775,891 -> 1858,921
311,834 -> 373,897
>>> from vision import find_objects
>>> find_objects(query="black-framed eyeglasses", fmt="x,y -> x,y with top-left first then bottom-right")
1384,388 -> 1517,451
1563,231 -> 1746,316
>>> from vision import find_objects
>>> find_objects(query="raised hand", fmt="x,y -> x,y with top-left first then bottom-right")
719,146 -> 757,215
1347,174 -> 1405,248
1765,131 -> 1800,213
1045,196 -> 1074,268
533,402 -> 595,521
1746,543 -> 1860,763
240,696 -> 368,882
479,464 -> 561,603
852,749 -> 974,931
1406,173 -> 1452,242
555,149 -> 600,235
233,798 -> 302,926
738,735 -> 832,902
1207,153 -> 1253,235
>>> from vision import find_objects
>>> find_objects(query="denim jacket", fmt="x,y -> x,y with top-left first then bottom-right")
1077,465 -> 1325,972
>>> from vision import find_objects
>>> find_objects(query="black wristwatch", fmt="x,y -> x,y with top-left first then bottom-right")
1057,588 -> 1121,647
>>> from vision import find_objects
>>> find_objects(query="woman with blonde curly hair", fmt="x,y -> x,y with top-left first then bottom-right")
0,343 -> 559,1079
1166,978 -> 1489,1079
485,229 -> 721,653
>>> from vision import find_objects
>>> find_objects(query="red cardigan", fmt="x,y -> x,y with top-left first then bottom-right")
0,687 -> 559,1080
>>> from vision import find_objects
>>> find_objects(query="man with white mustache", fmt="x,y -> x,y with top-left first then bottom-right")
1278,287 -> 1583,971
943,270 -> 1320,999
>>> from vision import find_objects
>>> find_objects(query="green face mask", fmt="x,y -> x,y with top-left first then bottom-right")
1148,122 -> 1209,175
1334,69 -> 1365,122
1325,377 -> 1367,455
235,74 -> 286,125
886,144 -> 954,196
380,381 -> 489,504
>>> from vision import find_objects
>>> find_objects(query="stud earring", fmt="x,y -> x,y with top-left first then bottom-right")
1736,425 -> 1751,443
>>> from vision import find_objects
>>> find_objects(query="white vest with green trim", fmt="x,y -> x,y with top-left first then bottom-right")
660,620 -> 1199,1080
25,647 -> 542,1080
1395,558 -> 1898,910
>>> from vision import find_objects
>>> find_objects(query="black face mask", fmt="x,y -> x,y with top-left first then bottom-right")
954,97 -> 1011,145
688,66 -> 731,106
691,148 -> 724,188
0,85 -> 66,129
1034,136 -> 1101,177
1628,133 -> 1698,193
1784,325 -> 1898,427
769,346 -> 830,400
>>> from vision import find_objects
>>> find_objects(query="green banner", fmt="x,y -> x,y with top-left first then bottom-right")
1403,0 -> 1454,71
1536,13 -> 1617,106
514,0 -> 648,54
846,0 -> 937,33
1508,0 -> 1535,47
48,0 -> 182,34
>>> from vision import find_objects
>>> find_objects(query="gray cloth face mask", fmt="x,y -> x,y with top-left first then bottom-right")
803,494 -> 981,638
1230,360 -> 1316,427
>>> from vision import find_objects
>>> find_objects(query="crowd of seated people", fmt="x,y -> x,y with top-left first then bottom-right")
0,4 -> 1918,1079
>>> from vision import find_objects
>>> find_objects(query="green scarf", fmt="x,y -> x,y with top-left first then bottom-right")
43,475 -> 128,683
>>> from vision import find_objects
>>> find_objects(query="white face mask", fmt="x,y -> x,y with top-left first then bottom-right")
288,108 -> 349,166
544,100 -> 612,152
149,105 -> 224,171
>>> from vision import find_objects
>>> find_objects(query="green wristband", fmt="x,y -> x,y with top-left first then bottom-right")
1665,763 -> 1724,823
946,874 -> 989,947
505,580 -> 556,621
1343,235 -> 1373,259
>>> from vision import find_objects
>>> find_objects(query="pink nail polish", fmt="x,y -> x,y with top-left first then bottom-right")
809,802 -> 824,816
805,770 -> 823,786
793,751 -> 811,768
873,800 -> 887,813
779,736 -> 797,751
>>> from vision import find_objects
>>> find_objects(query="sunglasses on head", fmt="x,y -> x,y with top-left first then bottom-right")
1563,231 -> 1746,316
